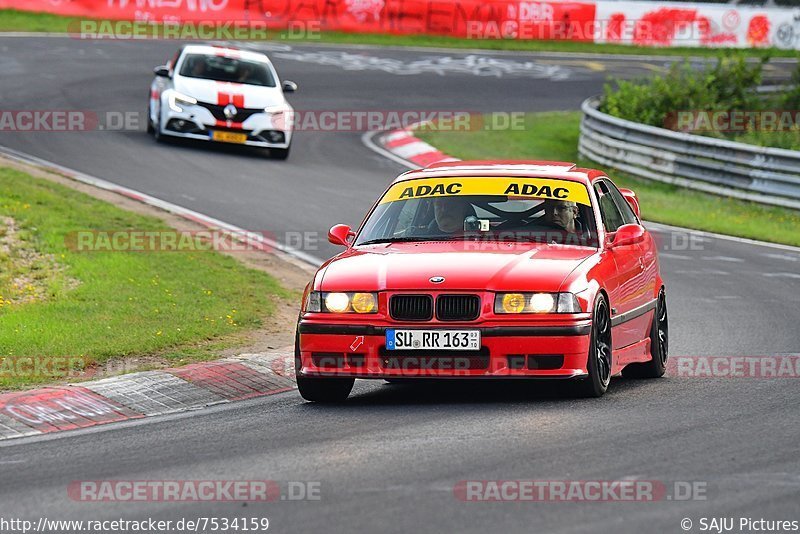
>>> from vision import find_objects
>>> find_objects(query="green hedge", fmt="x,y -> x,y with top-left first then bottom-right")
600,53 -> 800,151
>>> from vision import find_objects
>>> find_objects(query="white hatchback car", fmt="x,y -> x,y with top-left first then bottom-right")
148,44 -> 296,159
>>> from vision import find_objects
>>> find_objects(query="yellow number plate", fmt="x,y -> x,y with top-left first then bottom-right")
211,131 -> 247,144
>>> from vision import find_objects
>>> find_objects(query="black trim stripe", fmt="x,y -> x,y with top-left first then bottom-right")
297,322 -> 590,337
300,371 -> 589,380
610,298 -> 657,328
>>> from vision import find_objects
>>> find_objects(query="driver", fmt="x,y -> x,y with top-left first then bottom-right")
432,196 -> 474,233
540,200 -> 579,233
190,58 -> 207,77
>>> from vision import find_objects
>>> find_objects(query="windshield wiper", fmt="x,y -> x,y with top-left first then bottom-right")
358,236 -> 449,245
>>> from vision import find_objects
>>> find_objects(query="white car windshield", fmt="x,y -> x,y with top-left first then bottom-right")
179,54 -> 276,87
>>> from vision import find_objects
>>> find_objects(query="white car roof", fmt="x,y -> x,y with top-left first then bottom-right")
180,44 -> 272,64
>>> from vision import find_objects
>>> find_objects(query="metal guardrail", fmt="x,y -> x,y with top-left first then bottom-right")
578,97 -> 800,210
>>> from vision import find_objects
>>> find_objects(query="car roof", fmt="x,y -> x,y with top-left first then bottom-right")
180,44 -> 272,64
393,160 -> 606,186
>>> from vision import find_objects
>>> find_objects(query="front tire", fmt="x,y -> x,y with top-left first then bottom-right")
295,334 -> 354,402
573,293 -> 612,398
622,288 -> 668,379
146,102 -> 154,134
297,375 -> 354,402
269,146 -> 290,160
152,106 -> 165,143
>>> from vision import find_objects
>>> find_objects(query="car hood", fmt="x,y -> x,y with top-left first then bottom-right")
319,242 -> 596,292
173,75 -> 288,110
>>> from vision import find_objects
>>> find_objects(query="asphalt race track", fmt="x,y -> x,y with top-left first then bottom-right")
0,36 -> 799,533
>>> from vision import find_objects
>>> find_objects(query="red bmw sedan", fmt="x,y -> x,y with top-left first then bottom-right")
296,161 -> 668,401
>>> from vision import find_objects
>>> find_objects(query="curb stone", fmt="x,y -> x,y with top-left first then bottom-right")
0,348 -> 296,442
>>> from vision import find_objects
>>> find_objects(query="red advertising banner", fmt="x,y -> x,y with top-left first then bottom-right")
1,0 -> 597,41
5,0 -> 797,48
595,1 -> 800,49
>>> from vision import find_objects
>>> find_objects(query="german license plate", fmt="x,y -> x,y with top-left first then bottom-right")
211,130 -> 247,144
386,329 -> 480,351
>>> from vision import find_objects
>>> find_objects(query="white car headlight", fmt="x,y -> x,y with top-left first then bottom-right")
264,107 -> 293,129
303,291 -> 378,314
168,91 -> 197,113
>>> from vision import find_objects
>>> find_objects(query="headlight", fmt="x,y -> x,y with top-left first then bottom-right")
351,292 -> 377,313
265,108 -> 293,128
303,291 -> 378,313
325,292 -> 350,313
168,91 -> 197,113
494,292 -> 581,314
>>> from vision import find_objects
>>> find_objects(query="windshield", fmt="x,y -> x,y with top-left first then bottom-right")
178,54 -> 276,87
356,177 -> 598,247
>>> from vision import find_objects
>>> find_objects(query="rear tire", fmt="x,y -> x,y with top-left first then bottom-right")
572,293 -> 612,398
622,289 -> 668,379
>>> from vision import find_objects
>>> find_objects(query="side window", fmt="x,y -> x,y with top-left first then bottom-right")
605,181 -> 638,225
593,182 -> 625,233
168,49 -> 182,72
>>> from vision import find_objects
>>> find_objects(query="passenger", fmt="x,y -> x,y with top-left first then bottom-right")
236,64 -> 253,83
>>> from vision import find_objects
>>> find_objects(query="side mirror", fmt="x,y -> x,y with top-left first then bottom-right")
328,224 -> 354,247
618,188 -> 641,220
154,66 -> 171,78
608,223 -> 645,249
282,80 -> 298,93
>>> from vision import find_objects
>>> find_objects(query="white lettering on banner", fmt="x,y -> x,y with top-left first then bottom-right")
507,2 -> 555,22
345,0 -> 384,23
107,0 -> 228,13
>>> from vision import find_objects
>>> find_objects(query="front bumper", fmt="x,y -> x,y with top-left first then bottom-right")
160,104 -> 291,149
297,321 -> 591,379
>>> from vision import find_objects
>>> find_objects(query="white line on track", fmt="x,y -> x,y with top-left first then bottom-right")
762,272 -> 800,279
659,253 -> 693,260
764,253 -> 800,262
701,256 -> 746,263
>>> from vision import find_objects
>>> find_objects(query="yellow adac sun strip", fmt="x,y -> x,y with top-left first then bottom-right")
380,177 -> 591,206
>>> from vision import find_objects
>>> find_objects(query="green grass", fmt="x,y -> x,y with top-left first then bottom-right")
415,111 -> 800,247
2,9 -> 799,58
0,166 -> 293,389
